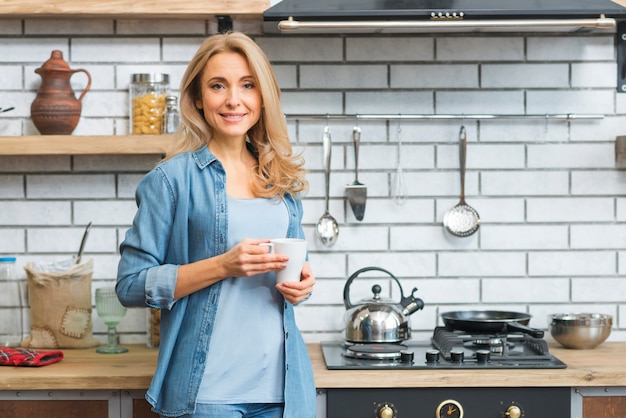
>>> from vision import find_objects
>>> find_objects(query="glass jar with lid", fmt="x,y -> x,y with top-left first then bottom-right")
130,73 -> 170,135
0,257 -> 23,347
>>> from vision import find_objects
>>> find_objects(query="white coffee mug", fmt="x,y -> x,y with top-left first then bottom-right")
262,238 -> 307,283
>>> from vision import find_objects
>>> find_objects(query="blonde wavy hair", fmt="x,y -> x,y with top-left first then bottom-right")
165,31 -> 308,198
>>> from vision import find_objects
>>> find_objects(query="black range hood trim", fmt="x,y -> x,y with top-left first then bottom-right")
276,15 -> 616,32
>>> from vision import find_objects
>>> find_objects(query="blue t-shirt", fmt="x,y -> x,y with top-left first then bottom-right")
197,196 -> 289,404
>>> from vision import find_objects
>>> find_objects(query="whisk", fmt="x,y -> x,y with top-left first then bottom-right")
392,121 -> 407,205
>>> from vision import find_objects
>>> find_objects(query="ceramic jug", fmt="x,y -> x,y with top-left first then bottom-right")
31,50 -> 92,135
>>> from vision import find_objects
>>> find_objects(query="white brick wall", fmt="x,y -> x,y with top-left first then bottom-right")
1,18 -> 625,346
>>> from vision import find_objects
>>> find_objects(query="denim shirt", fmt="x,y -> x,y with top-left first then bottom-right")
116,145 -> 316,418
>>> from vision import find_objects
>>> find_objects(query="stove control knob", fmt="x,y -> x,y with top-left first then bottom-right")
426,349 -> 440,363
476,349 -> 490,363
377,404 -> 394,418
450,349 -> 464,363
400,350 -> 414,363
506,405 -> 522,418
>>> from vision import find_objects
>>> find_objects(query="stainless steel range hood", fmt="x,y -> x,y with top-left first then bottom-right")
263,0 -> 626,33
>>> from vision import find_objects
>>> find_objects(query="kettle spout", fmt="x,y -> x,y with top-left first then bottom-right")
401,287 -> 425,316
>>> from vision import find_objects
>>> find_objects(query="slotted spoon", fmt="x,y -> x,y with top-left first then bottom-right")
443,126 -> 480,237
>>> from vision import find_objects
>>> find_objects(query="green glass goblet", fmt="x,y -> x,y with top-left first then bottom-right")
95,287 -> 128,354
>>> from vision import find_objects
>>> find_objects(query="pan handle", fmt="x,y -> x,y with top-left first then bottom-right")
506,321 -> 544,338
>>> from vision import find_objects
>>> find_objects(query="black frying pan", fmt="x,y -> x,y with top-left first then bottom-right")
441,310 -> 544,338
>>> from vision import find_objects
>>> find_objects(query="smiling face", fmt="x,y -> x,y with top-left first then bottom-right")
195,51 -> 262,144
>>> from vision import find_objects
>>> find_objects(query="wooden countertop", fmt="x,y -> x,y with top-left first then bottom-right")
1,343 -> 625,391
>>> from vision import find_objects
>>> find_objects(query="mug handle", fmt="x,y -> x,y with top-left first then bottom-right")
259,242 -> 274,253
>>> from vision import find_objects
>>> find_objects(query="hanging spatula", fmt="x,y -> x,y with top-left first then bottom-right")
346,126 -> 367,221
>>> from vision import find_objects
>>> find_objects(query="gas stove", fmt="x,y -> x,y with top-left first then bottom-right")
321,327 -> 566,370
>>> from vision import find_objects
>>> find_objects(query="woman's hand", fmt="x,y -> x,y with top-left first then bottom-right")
175,238 -> 287,299
276,261 -> 316,305
220,238 -> 288,278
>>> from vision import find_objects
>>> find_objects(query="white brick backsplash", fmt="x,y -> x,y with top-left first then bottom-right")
281,91 -> 343,115
346,91 -> 434,114
348,252 -> 437,277
529,251 -> 615,276
72,38 -> 161,62
117,174 -> 145,198
390,64 -> 478,89
361,199 -> 435,224
0,229 -> 25,253
3,27 -> 626,341
528,197 -> 614,222
116,19 -> 207,35
527,36 -> 614,61
391,225 -> 478,251
480,120 -> 569,142
27,227 -> 117,253
401,171 -> 478,196
0,18 -> 22,34
438,252 -> 526,276
482,63 -> 569,89
0,201 -> 71,225
571,171 -> 626,195
0,65 -> 23,90
482,278 -> 570,303
527,90 -> 615,114
465,198 -> 525,223
528,143 -> 615,168
436,91 -> 524,114
255,37 -> 343,62
73,155 -> 159,172
436,37 -> 524,61
412,278 -> 480,304
273,65 -> 297,89
74,201 -> 137,225
0,175 -> 24,198
27,174 -> 116,198
572,278 -> 626,302
482,225 -> 568,250
24,18 -> 114,35
307,253 -> 346,278
162,37 -> 206,62
437,144 -> 525,169
572,63 -> 617,88
571,225 -> 626,249
346,37 -> 434,61
0,39 -> 69,63
571,115 -> 626,142
82,92 -> 128,118
617,199 -> 626,221
301,65 -> 388,89
482,171 -> 568,195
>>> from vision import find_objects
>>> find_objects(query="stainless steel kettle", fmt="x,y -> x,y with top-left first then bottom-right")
343,266 -> 425,343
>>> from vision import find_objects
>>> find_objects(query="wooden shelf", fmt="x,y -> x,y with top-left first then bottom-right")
0,0 -> 268,19
0,135 -> 172,155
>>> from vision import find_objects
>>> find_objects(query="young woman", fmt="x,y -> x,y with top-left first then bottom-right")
116,32 -> 316,418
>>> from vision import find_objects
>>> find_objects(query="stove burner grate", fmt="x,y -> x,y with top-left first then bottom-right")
343,343 -> 407,360
432,327 -> 552,361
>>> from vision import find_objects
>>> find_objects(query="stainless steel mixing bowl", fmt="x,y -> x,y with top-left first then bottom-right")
550,313 -> 612,349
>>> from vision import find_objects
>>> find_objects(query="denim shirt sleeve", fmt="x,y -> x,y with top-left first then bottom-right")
117,166 -> 179,309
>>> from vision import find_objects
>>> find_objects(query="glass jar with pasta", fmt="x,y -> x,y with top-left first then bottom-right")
130,73 -> 170,135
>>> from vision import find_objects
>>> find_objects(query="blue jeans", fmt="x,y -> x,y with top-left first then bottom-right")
163,403 -> 284,418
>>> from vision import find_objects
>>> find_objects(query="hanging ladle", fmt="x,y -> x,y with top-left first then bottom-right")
315,125 -> 339,247
443,126 -> 480,237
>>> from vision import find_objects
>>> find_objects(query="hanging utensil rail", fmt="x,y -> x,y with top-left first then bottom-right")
285,113 -> 603,121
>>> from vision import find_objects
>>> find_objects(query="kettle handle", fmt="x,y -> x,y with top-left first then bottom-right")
72,68 -> 92,102
343,266 -> 404,309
